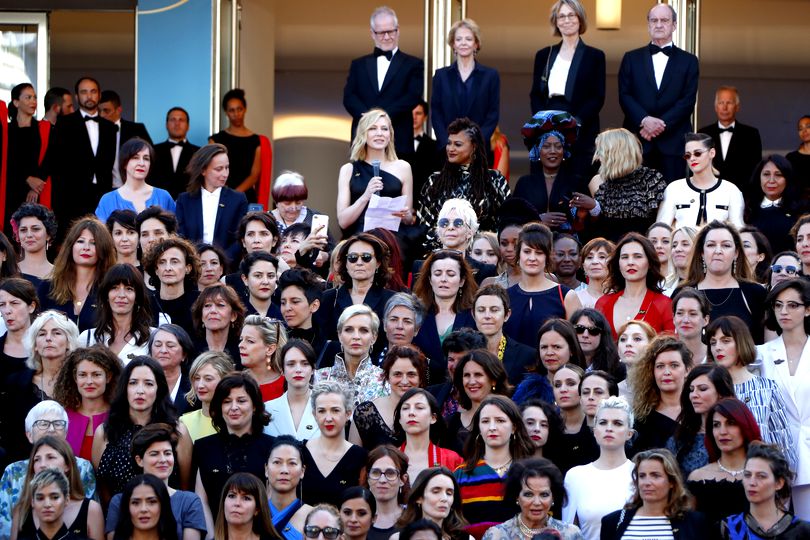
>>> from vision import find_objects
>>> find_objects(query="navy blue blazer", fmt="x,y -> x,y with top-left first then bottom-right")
343,50 -> 424,156
530,40 -> 605,143
618,44 -> 699,156
175,187 -> 248,262
413,310 -> 476,385
431,62 -> 500,148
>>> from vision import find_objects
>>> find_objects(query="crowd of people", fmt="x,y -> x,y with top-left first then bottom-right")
1,1 -> 810,540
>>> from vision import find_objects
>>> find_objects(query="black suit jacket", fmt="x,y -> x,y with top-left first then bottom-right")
601,507 -> 718,540
502,337 -> 536,385
405,133 -> 440,197
698,121 -> 762,188
175,187 -> 248,262
152,140 -> 201,198
317,285 -> 395,351
52,111 -> 117,227
530,40 -> 606,143
618,45 -> 699,156
119,119 -> 152,145
430,62 -> 500,148
172,373 -> 194,416
343,50 -> 424,156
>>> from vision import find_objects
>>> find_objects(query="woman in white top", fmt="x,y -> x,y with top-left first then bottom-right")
264,339 -> 320,440
758,278 -> 810,519
78,264 -> 152,363
657,133 -> 745,230
562,396 -> 635,540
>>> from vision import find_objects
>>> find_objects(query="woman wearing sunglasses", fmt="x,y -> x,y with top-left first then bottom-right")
570,308 -> 624,381
769,251 -> 801,291
303,505 -> 343,540
656,132 -> 745,230
214,472 -> 280,540
426,199 -> 496,284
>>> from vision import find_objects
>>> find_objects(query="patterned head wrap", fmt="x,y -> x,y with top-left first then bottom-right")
521,110 -> 579,161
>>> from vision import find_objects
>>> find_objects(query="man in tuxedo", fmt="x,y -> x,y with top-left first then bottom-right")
698,86 -> 762,189
152,107 -> 200,199
343,6 -> 424,158
407,100 -> 440,197
618,4 -> 699,183
99,90 -> 153,187
51,77 -> 117,236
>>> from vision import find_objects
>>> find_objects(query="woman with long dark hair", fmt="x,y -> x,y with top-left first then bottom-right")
78,263 -> 153,362
106,209 -> 139,267
394,468 -> 469,540
746,155 -> 804,255
418,118 -> 509,234
520,399 -> 564,462
113,474 -> 178,540
264,339 -> 319,440
570,308 -> 624,380
339,487 -> 376,540
513,318 -> 582,401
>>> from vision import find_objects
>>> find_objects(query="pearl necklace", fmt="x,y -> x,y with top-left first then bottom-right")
517,514 -> 546,538
718,460 -> 744,478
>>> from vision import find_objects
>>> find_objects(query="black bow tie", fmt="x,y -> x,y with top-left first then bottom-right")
374,47 -> 393,61
168,140 -> 186,148
649,44 -> 672,56
718,126 -> 734,133
415,134 -> 425,142
84,115 -> 100,122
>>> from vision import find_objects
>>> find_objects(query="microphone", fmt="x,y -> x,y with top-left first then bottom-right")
371,160 -> 381,194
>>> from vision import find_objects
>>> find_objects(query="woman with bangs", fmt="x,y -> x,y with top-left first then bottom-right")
105,209 -> 139,267
190,282 -> 245,365
688,397 -> 762,526
570,307 -> 624,380
362,445 -> 409,540
38,217 -> 117,332
503,223 -> 581,349
412,249 -> 477,378
706,315 -> 796,467
393,467 -> 469,540
52,346 -> 122,461
337,108 -> 414,240
629,336 -> 694,454
575,237 -> 614,309
215,472 -> 281,540
676,220 -> 767,344
78,263 -> 153,362
595,232 -> 674,340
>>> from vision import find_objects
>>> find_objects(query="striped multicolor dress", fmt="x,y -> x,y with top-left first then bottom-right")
454,460 -> 511,537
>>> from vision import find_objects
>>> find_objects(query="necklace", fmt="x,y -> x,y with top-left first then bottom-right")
703,287 -> 736,308
517,514 -> 546,538
717,460 -> 744,477
488,459 -> 513,476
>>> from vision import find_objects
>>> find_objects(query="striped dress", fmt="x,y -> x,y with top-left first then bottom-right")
454,460 -> 511,536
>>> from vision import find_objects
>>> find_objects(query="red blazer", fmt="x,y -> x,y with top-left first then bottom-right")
596,289 -> 675,340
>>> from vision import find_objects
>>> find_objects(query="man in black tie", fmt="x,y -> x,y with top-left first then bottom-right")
99,90 -> 152,188
698,86 -> 762,189
343,6 -> 423,158
152,107 -> 201,199
407,99 -> 440,197
618,4 -> 699,183
51,76 -> 117,237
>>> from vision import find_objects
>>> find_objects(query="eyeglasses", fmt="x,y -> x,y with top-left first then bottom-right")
372,28 -> 398,37
368,468 -> 400,481
771,265 -> 799,275
32,420 -> 68,431
773,301 -> 806,312
438,218 -> 466,229
575,325 -> 601,336
346,253 -> 374,264
683,150 -> 707,160
304,527 -> 342,540
556,13 -> 578,21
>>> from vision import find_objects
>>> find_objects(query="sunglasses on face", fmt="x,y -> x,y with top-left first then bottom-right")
304,527 -> 342,540
683,150 -> 707,160
346,253 -> 374,264
771,264 -> 798,275
575,324 -> 601,336
438,218 -> 466,229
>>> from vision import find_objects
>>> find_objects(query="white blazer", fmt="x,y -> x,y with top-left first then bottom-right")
758,337 -> 810,486
78,328 -> 153,365
264,392 -> 320,441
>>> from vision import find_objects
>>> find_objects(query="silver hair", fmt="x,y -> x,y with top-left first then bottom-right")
336,304 -> 380,337
595,395 -> 634,427
311,380 -> 354,415
25,400 -> 69,434
383,292 -> 425,332
25,311 -> 80,371
437,198 -> 479,249
370,6 -> 398,29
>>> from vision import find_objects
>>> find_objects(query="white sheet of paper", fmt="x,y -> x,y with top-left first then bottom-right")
363,194 -> 407,232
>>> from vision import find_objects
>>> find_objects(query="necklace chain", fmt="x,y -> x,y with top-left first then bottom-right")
517,514 -> 546,538
717,460 -> 744,477
489,459 -> 513,476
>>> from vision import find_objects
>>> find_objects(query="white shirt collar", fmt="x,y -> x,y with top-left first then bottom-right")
80,110 -> 98,118
202,186 -> 222,198
718,121 -> 736,129
761,197 -> 782,208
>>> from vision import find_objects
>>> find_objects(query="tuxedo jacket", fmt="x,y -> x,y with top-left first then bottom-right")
406,133 -> 440,197
51,111 -> 117,226
530,40 -> 606,142
175,187 -> 248,261
430,62 -> 500,147
119,118 -> 152,145
343,50 -> 424,156
152,140 -> 201,199
698,121 -> 762,188
618,45 -> 699,156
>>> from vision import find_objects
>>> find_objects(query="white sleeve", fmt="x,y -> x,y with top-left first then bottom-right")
562,467 -> 580,524
729,184 -> 746,228
656,183 -> 676,227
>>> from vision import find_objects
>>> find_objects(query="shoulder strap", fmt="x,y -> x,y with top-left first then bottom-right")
558,284 -> 564,303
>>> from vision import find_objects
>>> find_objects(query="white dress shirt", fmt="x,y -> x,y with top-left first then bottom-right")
377,48 -> 397,90
718,121 -> 736,160
651,41 -> 673,89
201,187 -> 222,244
548,55 -> 571,97
169,139 -> 184,172
81,111 -> 100,184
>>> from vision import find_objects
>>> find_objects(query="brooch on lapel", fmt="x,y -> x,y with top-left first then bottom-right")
774,359 -> 786,365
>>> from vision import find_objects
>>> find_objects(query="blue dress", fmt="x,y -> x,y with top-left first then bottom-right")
269,499 -> 304,540
95,187 -> 176,221
503,284 -> 570,348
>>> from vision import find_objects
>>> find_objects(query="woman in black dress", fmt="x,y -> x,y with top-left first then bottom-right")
745,155 -> 804,255
337,108 -> 414,239
12,203 -> 57,284
530,0 -> 605,178
194,372 -> 274,516
301,380 -> 367,507
209,88 -> 263,203
190,282 -> 245,366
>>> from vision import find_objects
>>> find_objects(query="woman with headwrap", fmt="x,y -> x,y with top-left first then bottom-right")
512,110 -> 596,234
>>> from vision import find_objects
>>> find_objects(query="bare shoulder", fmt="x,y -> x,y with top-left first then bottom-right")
589,175 -> 604,195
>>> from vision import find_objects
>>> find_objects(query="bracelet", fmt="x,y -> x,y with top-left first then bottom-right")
589,200 -> 602,217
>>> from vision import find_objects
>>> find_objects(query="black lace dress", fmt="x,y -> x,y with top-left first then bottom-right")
594,166 -> 666,242
353,401 -> 399,449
